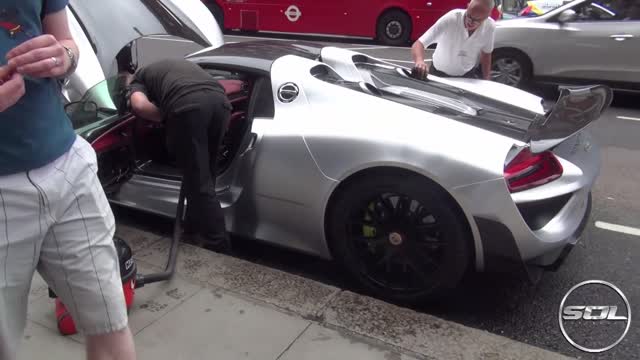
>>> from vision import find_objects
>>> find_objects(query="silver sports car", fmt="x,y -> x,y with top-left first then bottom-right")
66,27 -> 612,301
492,0 -> 639,92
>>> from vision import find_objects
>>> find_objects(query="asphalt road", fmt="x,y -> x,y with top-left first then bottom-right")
122,33 -> 640,360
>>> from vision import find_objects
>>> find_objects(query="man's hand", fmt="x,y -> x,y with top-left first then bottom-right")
0,66 -> 26,112
411,41 -> 432,80
5,9 -> 78,79
480,51 -> 492,81
6,34 -> 71,78
413,62 -> 429,80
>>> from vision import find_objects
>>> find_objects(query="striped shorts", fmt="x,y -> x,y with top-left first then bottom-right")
0,135 -> 128,360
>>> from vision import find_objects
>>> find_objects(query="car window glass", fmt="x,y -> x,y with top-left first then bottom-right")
66,78 -> 120,130
572,0 -> 638,21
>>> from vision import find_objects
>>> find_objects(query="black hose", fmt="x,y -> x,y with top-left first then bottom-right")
135,180 -> 186,287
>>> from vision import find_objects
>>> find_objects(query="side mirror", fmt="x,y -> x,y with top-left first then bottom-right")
558,9 -> 577,24
64,101 -> 98,116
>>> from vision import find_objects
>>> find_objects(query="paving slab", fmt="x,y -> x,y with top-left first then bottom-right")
19,222 -> 575,360
133,287 -> 311,360
26,260 -> 202,343
279,324 -> 423,360
28,271 -> 49,305
115,222 -> 164,257
323,291 -> 575,360
16,321 -> 84,360
135,237 -> 340,318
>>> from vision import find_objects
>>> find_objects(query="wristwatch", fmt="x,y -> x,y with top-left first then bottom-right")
61,45 -> 77,75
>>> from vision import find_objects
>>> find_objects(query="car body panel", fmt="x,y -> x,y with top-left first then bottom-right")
494,0 -> 640,88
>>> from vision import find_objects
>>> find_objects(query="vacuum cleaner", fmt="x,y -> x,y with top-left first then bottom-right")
51,182 -> 187,336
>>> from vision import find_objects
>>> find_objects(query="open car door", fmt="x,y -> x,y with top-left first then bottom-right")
66,78 -> 138,195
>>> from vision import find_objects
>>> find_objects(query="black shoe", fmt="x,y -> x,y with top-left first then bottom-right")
198,233 -> 233,254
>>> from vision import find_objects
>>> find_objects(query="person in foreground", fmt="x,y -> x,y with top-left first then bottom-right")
126,58 -> 233,253
411,0 -> 496,80
0,1 -> 136,359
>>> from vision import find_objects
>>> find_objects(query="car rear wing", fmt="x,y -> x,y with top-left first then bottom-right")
526,85 -> 613,153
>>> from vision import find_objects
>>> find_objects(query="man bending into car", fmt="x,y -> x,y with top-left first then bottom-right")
411,0 -> 496,80
126,58 -> 233,253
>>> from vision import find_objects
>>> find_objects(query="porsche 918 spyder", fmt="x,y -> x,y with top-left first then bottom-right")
65,38 -> 611,303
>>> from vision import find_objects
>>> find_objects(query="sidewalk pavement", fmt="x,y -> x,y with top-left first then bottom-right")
19,223 -> 575,360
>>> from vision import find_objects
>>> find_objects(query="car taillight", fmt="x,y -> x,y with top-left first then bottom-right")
504,148 -> 563,193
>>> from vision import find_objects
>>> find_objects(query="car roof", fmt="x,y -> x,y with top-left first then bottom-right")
187,40 -> 324,74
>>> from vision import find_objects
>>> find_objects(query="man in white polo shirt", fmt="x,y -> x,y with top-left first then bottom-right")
412,0 -> 496,80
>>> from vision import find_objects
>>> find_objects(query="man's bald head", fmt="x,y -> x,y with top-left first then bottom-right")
464,0 -> 493,30
469,0 -> 495,12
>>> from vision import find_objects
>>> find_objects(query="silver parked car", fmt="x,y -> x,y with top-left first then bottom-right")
64,1 -> 612,302
491,0 -> 640,92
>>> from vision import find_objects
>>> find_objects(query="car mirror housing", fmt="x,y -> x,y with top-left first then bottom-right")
65,100 -> 98,117
558,9 -> 577,24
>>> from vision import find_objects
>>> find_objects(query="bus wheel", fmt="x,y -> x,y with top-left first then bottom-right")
376,10 -> 411,46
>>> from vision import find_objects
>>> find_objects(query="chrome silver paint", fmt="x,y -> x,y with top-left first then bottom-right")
319,47 -> 547,115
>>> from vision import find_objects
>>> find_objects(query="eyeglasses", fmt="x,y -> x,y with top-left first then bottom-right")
465,12 -> 485,24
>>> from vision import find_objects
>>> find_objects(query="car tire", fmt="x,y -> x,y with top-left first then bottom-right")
491,49 -> 532,88
206,2 -> 225,31
376,10 -> 412,46
327,171 -> 471,304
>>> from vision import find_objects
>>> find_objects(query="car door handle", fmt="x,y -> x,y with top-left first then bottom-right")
610,34 -> 633,41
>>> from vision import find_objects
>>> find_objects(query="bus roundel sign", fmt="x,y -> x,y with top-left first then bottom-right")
285,5 -> 301,22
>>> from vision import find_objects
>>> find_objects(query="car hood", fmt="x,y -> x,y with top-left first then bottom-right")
69,0 -> 214,78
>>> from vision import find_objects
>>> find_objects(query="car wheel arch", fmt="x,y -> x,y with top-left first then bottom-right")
492,47 -> 535,81
322,165 -> 483,271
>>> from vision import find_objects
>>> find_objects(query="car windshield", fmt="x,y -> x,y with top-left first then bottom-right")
67,74 -> 129,134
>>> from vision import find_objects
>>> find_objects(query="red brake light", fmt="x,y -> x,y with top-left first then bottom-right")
504,148 -> 563,193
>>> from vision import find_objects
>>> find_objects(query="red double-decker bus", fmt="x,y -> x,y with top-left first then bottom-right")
201,0 -> 483,45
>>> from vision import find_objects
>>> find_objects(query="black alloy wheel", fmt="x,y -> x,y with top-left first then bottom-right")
328,172 -> 471,304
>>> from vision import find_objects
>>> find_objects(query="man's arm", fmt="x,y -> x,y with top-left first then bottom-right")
6,5 -> 79,79
130,91 -> 163,123
480,51 -> 492,80
411,41 -> 427,65
0,66 -> 25,112
411,11 -> 452,77
43,8 -> 79,74
480,21 -> 496,81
